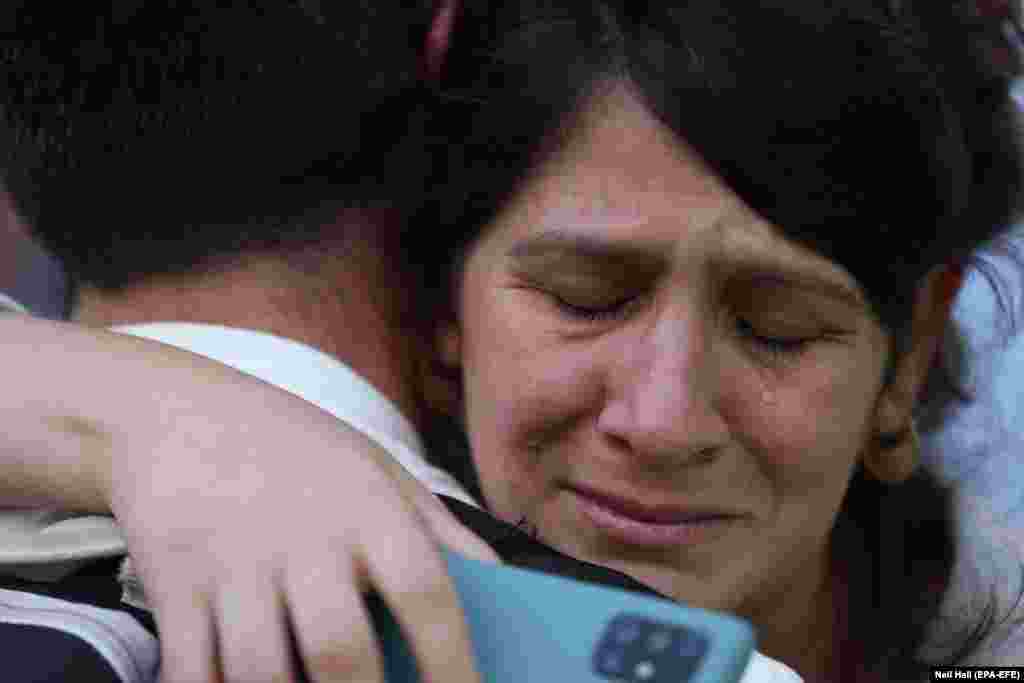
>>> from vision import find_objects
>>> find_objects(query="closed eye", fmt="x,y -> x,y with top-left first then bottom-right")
735,317 -> 817,358
548,292 -> 640,323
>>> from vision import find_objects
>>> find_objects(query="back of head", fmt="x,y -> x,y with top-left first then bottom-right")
0,1 -> 436,290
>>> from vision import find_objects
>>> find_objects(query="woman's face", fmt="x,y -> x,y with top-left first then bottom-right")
442,85 -> 905,619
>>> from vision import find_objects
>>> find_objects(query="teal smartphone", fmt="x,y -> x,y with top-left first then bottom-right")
365,549 -> 756,683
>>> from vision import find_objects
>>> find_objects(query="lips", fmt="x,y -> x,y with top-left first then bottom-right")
568,484 -> 735,524
567,484 -> 740,547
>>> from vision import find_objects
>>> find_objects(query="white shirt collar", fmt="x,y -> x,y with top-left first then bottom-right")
112,322 -> 477,507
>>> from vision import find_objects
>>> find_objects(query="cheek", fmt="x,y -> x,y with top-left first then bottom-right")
458,290 -> 606,513
725,350 -> 881,488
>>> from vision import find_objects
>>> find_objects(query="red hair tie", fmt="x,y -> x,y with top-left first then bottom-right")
424,0 -> 459,81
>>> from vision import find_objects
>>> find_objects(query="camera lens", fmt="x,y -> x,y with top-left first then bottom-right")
634,660 -> 656,680
647,630 -> 673,652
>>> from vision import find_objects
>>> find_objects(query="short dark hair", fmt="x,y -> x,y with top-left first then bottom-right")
409,0 -> 1024,675
0,1 -> 436,290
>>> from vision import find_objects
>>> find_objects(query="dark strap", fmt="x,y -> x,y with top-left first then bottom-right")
438,495 -> 670,600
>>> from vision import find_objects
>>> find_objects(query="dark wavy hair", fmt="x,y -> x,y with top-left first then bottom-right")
407,1 -> 1024,678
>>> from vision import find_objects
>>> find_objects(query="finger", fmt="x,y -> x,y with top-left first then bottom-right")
147,580 -> 222,683
357,502 -> 482,683
214,570 -> 296,683
371,453 -> 498,564
280,560 -> 386,683
413,497 -> 500,564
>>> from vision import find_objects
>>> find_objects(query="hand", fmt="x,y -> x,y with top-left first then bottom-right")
100,360 -> 496,683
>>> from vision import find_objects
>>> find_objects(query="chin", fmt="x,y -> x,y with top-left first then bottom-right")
543,530 -> 738,611
613,557 -> 742,610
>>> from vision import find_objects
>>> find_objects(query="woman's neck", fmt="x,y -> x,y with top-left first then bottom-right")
743,549 -> 844,682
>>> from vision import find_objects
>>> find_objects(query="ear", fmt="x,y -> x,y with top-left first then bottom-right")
417,321 -> 464,419
423,0 -> 459,80
436,321 -> 462,368
865,263 -> 963,482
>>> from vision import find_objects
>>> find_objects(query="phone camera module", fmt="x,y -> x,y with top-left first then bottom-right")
593,614 -> 708,682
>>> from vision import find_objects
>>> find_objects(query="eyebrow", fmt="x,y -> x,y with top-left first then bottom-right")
724,260 -> 868,313
507,230 -> 669,278
507,229 -> 867,311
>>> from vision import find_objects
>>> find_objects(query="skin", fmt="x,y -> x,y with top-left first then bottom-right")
439,82 -> 951,680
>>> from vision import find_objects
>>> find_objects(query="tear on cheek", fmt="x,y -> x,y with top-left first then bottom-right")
738,373 -> 862,478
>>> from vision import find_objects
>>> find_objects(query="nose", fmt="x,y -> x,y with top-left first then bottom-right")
596,305 -> 729,466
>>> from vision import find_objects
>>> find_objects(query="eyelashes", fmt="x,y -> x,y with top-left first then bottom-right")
545,289 -> 819,359
547,292 -> 640,323
733,317 -> 818,359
